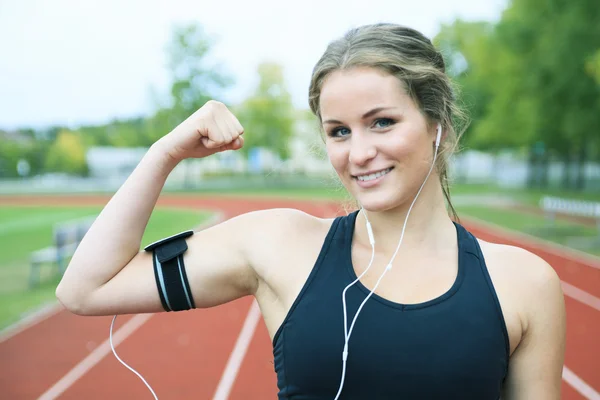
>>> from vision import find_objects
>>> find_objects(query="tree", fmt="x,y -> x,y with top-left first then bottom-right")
492,0 -> 600,188
0,140 -> 24,178
434,20 -> 512,150
141,22 -> 233,151
437,1 -> 600,189
164,23 -> 232,127
435,19 -> 542,152
236,62 -> 295,159
0,132 -> 47,177
105,118 -> 147,147
44,130 -> 88,176
585,49 -> 600,85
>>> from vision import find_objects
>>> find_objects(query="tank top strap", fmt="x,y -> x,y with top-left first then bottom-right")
453,220 -> 480,258
453,220 -> 511,364
341,209 -> 360,242
272,211 -> 347,347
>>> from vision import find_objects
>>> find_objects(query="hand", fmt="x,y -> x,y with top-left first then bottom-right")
158,100 -> 245,162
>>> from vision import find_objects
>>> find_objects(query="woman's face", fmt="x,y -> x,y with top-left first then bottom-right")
320,67 -> 437,212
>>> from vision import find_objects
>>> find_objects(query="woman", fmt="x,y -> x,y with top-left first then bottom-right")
56,23 -> 566,399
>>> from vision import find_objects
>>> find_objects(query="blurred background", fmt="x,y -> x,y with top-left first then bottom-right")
1,0 -> 599,191
1,0 -> 599,318
1,0 -> 599,311
0,1 -> 599,399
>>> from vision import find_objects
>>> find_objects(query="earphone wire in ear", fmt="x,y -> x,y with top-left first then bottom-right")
333,123 -> 443,400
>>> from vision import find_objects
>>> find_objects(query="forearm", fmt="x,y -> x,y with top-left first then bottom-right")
56,140 -> 178,302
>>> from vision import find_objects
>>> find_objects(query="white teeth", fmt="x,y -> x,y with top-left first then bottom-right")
356,168 -> 392,182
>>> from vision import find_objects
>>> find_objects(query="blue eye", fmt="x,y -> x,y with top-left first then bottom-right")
329,127 -> 351,137
328,118 -> 395,137
374,118 -> 395,129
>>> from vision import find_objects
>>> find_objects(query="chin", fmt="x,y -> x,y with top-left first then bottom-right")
352,190 -> 402,212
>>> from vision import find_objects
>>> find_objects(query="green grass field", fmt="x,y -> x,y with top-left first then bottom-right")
455,205 -> 600,256
0,205 -> 212,331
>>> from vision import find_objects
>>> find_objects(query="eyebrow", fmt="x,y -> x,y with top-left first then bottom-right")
322,107 -> 395,125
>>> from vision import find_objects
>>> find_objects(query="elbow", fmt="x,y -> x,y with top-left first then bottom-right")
55,282 -> 92,316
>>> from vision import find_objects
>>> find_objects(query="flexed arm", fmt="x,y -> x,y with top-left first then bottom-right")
55,100 -> 250,315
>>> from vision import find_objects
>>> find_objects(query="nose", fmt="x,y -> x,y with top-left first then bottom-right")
348,133 -> 377,166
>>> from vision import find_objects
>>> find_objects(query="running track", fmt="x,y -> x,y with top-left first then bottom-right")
0,195 -> 598,399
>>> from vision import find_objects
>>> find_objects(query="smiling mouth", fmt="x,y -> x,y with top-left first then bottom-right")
353,167 -> 394,182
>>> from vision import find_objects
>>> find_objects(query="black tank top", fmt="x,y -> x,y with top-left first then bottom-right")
272,210 -> 509,399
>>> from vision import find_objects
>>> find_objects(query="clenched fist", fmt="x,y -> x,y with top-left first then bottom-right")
157,100 -> 244,162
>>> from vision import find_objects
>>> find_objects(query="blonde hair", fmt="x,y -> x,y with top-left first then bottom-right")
308,23 -> 468,220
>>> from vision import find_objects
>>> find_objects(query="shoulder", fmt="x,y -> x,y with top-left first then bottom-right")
477,240 -> 565,395
477,239 -> 560,289
228,207 -> 335,265
227,207 -> 331,237
477,239 -> 564,326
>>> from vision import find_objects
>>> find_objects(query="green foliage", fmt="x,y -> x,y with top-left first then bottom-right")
586,49 -> 600,84
165,23 -> 233,125
435,0 -> 600,182
44,130 -> 89,175
0,140 -> 25,178
1,22 -> 235,177
435,20 -> 502,149
136,22 -> 235,146
236,62 -> 295,159
500,0 -> 599,153
0,132 -> 48,177
78,117 -> 154,148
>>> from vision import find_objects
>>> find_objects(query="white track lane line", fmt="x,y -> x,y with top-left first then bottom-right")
37,314 -> 152,400
0,302 -> 62,344
563,366 -> 600,400
560,282 -> 600,398
561,281 -> 600,312
212,300 -> 261,400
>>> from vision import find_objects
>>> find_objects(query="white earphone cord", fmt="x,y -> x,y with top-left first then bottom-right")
334,132 -> 441,400
107,129 -> 441,400
110,315 -> 159,400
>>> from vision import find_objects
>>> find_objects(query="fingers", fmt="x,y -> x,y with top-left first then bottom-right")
212,111 -> 233,144
225,136 -> 244,151
230,113 -> 244,136
200,116 -> 223,149
192,100 -> 245,155
219,135 -> 244,152
204,102 -> 244,150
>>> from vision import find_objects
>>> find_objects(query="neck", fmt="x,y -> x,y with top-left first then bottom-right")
356,179 -> 454,256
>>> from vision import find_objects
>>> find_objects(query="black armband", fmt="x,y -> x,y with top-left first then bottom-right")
144,230 -> 196,312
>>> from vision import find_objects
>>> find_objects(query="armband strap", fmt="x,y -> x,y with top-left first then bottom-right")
144,230 -> 196,312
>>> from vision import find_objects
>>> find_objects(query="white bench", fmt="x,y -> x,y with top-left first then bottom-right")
29,216 -> 95,288
540,196 -> 600,237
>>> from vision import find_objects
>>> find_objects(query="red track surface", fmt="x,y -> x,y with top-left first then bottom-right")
0,194 -> 598,399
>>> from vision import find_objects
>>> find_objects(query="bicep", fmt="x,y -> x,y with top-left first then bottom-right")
502,260 -> 566,399
81,215 -> 257,316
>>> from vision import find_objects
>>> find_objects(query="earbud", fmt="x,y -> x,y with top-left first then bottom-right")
435,123 -> 442,148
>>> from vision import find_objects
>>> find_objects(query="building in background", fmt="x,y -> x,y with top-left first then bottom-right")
86,147 -> 147,179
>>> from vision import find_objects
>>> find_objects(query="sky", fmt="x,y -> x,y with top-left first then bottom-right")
0,0 -> 506,130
